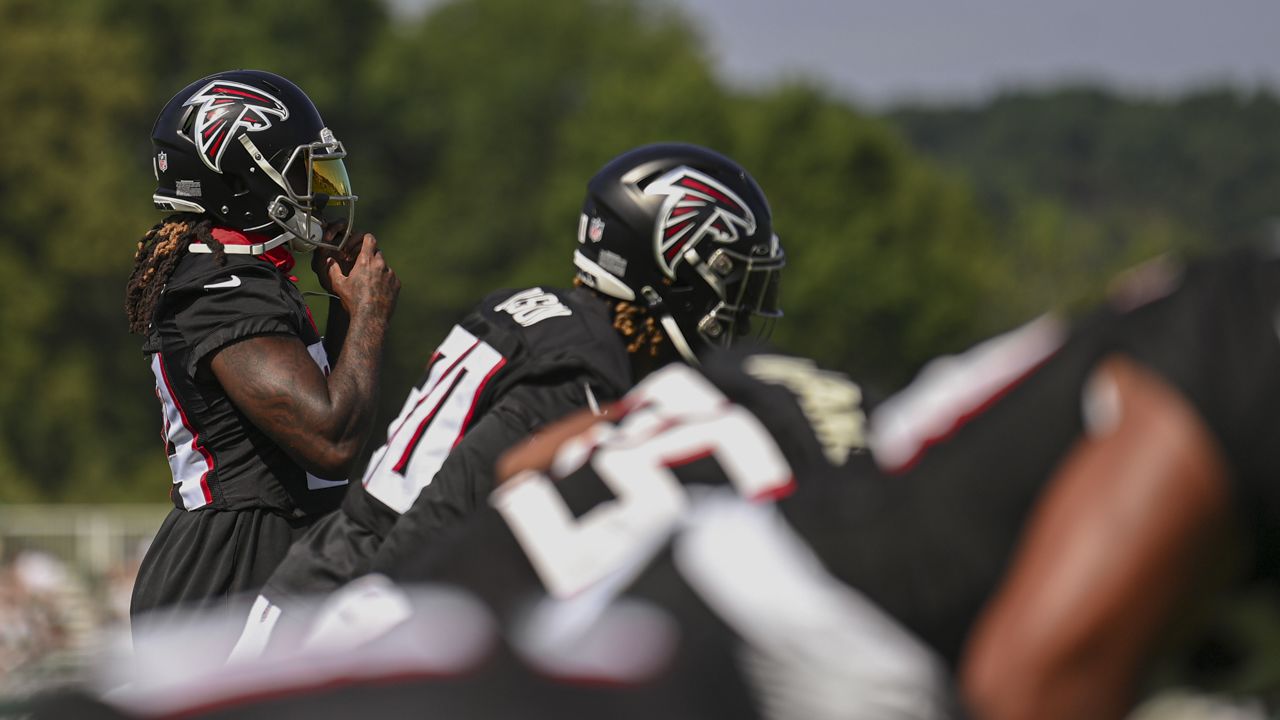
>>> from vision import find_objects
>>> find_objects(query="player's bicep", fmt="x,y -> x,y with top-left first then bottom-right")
961,355 -> 1234,720
210,334 -> 333,458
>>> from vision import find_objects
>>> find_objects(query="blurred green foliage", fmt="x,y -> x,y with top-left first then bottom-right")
0,0 -> 1273,502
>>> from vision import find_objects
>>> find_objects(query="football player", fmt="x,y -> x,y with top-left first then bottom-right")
230,143 -> 787,657
125,70 -> 399,622
92,251 -> 1280,718
371,248 -> 1280,717
43,349 -> 873,720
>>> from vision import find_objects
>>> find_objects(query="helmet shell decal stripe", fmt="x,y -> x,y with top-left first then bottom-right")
644,167 -> 757,277
181,80 -> 289,173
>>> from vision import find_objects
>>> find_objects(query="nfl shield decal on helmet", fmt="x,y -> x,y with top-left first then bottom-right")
181,80 -> 289,173
156,151 -> 168,173
644,167 -> 757,277
588,216 -> 606,242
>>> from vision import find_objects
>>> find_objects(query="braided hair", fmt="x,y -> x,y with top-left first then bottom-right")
124,214 -> 227,335
573,278 -> 667,360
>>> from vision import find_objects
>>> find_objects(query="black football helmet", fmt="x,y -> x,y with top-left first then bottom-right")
574,143 -> 784,362
150,69 -> 356,253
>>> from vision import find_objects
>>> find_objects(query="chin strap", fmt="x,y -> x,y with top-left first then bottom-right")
659,314 -> 700,365
640,286 -> 700,365
189,232 -> 293,255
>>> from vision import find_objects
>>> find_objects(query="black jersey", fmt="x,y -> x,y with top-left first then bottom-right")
361,285 -> 632,524
142,250 -> 344,516
369,347 -> 866,595
1103,251 -> 1280,550
131,248 -> 346,622
784,314 -> 1090,666
788,249 -> 1280,666
257,286 -> 634,607
108,250 -> 1280,719
106,352 -> 904,720
375,249 -> 1280,682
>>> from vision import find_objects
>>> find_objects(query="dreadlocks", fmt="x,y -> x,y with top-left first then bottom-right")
125,214 -> 227,335
573,277 -> 667,360
611,299 -> 667,358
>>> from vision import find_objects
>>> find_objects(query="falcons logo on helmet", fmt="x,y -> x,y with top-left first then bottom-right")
645,167 -> 757,277
182,80 -> 289,173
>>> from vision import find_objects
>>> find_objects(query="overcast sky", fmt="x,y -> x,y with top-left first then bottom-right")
388,0 -> 1280,107
672,0 -> 1280,106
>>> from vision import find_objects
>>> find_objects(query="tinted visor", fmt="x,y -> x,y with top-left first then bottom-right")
311,156 -> 353,208
274,135 -> 357,251
283,150 -> 353,209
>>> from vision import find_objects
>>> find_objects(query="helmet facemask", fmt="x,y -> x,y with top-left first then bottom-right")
244,128 -> 357,253
685,238 -> 785,348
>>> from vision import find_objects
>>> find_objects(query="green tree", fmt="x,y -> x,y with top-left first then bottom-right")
0,0 -> 385,501
0,0 -> 1109,502
356,0 -> 1012,399
726,86 -> 1008,392
0,0 -> 154,501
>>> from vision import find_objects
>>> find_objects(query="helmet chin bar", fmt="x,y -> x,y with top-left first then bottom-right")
188,232 -> 293,256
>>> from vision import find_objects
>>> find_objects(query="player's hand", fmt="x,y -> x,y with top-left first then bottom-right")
496,405 -> 619,483
312,222 -> 359,294
327,233 -> 400,323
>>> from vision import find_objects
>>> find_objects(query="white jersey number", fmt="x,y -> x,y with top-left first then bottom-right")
362,326 -> 507,514
493,364 -> 794,598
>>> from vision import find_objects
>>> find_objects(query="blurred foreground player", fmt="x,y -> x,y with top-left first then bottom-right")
233,143 -> 786,655
383,247 -> 1280,718
124,70 -> 399,620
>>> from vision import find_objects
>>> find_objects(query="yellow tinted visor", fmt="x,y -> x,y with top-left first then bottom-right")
311,157 -> 352,206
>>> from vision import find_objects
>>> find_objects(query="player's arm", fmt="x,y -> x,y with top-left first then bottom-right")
212,235 -> 400,479
960,354 -> 1234,720
495,406 -> 606,482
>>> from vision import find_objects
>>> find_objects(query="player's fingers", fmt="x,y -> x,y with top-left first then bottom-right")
322,220 -> 348,247
355,234 -> 385,270
325,256 -> 346,286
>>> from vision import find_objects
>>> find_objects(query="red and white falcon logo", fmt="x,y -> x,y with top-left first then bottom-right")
645,167 -> 757,277
182,80 -> 289,173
